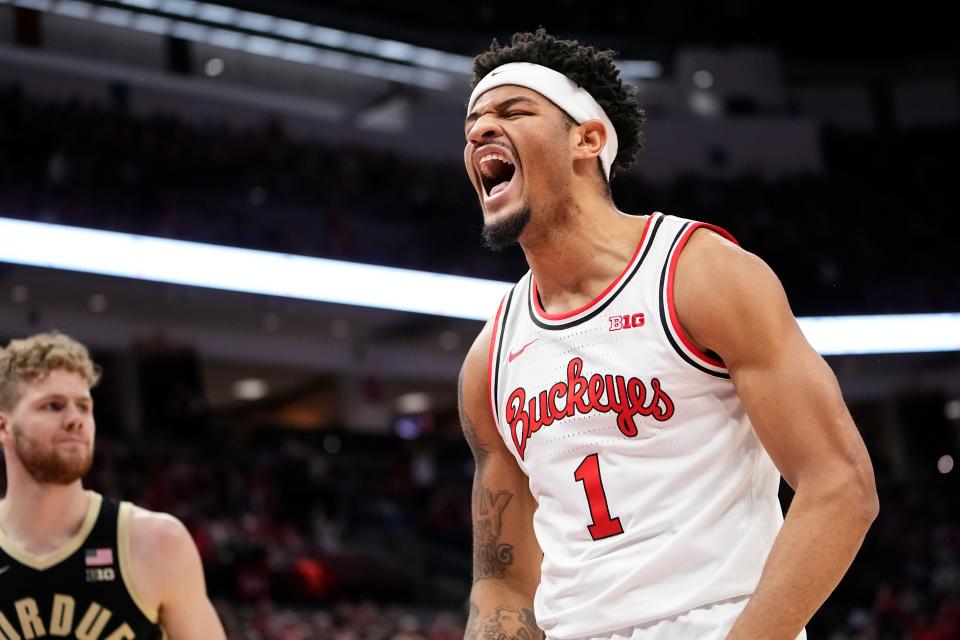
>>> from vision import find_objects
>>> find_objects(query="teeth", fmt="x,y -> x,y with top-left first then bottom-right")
477,153 -> 513,178
479,153 -> 512,165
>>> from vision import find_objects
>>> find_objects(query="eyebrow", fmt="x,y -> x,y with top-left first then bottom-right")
35,393 -> 93,404
465,96 -> 539,126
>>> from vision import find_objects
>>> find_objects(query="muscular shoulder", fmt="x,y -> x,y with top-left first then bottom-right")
129,505 -> 195,561
461,307 -> 517,463
677,226 -> 766,303
463,320 -> 495,390
675,227 -> 797,366
127,505 -> 198,609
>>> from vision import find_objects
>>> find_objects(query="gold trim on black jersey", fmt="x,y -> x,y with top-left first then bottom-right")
117,502 -> 161,624
0,491 -> 101,570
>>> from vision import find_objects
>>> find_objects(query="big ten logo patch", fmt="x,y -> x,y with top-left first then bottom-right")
86,567 -> 116,583
608,313 -> 645,331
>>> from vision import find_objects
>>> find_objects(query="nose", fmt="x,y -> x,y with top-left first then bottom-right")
63,404 -> 86,431
466,115 -> 503,145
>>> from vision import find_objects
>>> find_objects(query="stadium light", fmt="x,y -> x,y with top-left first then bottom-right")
0,217 -> 508,321
0,0 -> 454,89
0,0 -> 664,88
0,217 -> 957,355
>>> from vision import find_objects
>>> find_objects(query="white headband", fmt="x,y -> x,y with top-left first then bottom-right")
467,62 -> 619,179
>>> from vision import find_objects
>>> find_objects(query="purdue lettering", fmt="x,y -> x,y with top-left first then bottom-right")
0,597 -> 137,640
104,624 -> 135,640
50,595 -> 74,636
13,599 -> 43,639
76,603 -> 111,640
0,611 -> 21,640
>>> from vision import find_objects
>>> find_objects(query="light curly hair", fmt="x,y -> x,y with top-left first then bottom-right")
0,332 -> 101,412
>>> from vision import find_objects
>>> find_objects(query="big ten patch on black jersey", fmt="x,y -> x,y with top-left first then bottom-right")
0,492 -> 163,640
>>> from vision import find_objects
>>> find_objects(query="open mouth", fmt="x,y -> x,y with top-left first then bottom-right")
478,153 -> 516,197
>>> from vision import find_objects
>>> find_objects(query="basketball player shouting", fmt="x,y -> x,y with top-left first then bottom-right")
459,30 -> 877,640
0,332 -> 225,639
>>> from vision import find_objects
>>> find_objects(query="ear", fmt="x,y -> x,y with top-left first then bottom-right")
0,411 -> 9,444
571,119 -> 607,162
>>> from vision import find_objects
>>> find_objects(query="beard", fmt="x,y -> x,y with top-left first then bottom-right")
482,205 -> 531,251
12,425 -> 93,485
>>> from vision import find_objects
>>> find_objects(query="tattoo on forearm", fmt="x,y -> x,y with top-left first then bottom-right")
459,365 -> 490,467
460,363 -> 517,582
473,485 -> 514,581
465,602 -> 543,640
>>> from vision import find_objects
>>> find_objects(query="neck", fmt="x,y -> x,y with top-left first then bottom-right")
520,190 -> 648,313
0,468 -> 89,554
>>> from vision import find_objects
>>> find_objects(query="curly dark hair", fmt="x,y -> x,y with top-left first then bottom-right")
471,28 -> 645,181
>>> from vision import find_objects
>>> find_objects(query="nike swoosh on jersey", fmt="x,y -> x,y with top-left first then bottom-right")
508,339 -> 539,363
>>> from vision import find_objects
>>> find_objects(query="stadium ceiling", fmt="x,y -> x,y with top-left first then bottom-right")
0,0 -> 661,90
236,0 -> 956,61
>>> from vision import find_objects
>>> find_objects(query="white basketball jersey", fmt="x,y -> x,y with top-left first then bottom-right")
487,212 -> 786,639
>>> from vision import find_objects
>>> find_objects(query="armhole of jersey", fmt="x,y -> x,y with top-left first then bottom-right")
487,287 -> 514,427
117,502 -> 161,624
661,221 -> 737,379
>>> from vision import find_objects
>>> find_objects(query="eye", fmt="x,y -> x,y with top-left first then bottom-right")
44,401 -> 64,411
504,111 -> 531,119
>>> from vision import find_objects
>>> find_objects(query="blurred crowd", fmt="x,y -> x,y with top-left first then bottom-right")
817,476 -> 959,640
1,424 -> 953,640
0,84 -> 957,316
214,600 -> 465,640
79,423 -> 473,609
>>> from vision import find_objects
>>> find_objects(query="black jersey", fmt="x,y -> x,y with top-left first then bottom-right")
0,491 -> 163,639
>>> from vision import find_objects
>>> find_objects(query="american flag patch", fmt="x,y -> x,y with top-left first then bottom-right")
85,548 -> 113,567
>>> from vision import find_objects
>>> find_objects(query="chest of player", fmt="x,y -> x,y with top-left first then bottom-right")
495,315 -> 691,460
491,300 -> 749,546
489,214 -> 742,476
0,496 -> 162,640
0,555 -> 145,640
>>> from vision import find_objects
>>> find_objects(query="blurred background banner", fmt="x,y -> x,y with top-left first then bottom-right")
0,1 -> 957,638
2,215 -> 958,352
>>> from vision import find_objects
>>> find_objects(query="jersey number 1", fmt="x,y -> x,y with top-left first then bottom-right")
574,453 -> 624,540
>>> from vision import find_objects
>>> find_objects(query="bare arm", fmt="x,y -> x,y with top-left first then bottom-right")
676,230 -> 879,639
130,509 -> 226,640
460,323 -> 544,640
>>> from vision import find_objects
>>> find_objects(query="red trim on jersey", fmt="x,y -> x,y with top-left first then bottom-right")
531,213 -> 656,321
666,222 -> 739,369
487,293 -> 508,424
